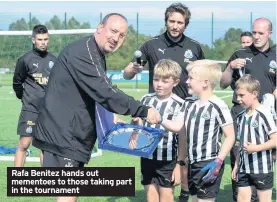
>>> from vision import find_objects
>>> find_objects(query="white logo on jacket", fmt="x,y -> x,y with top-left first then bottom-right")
158,48 -> 165,54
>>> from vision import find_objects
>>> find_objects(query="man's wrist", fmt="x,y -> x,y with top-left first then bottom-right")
228,63 -> 234,71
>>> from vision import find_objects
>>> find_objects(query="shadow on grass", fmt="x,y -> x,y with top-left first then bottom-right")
106,190 -> 145,202
105,190 -> 183,202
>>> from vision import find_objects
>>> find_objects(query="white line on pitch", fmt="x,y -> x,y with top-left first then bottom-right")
220,95 -> 233,99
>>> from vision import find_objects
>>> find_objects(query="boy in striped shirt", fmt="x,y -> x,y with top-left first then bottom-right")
232,74 -> 277,202
129,59 -> 187,202
161,60 -> 235,202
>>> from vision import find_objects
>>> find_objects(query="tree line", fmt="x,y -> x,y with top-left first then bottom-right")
0,15 -> 274,71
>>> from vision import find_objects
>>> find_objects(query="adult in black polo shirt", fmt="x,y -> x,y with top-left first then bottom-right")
124,3 -> 204,202
220,17 -> 276,202
123,3 -> 204,100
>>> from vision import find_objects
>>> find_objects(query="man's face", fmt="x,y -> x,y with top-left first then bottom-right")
241,36 -> 253,48
166,12 -> 186,39
252,20 -> 272,50
97,15 -> 128,54
32,33 -> 49,51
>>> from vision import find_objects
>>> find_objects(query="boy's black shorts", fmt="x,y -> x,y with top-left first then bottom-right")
17,110 -> 38,137
140,157 -> 177,188
237,172 -> 274,190
42,151 -> 84,167
188,159 -> 225,199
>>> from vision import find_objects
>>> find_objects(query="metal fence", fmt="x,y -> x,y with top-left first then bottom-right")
0,10 -> 276,48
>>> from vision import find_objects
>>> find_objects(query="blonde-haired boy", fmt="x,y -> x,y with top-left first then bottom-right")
161,59 -> 235,202
129,59 -> 186,202
231,74 -> 276,202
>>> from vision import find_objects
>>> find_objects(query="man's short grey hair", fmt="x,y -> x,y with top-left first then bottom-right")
101,13 -> 128,25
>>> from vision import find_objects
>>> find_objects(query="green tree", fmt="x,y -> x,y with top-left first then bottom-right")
67,17 -> 81,29
9,18 -> 29,31
224,28 -> 243,42
31,17 -> 41,28
45,15 -> 64,30
80,22 -> 91,29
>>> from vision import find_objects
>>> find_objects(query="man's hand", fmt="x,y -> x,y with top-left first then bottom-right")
171,163 -> 181,186
146,108 -> 161,124
243,142 -> 258,154
200,158 -> 223,183
230,58 -> 246,70
132,62 -> 143,73
113,114 -> 125,123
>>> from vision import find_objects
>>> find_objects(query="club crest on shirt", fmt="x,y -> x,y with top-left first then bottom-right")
269,60 -> 276,69
251,120 -> 259,128
49,61 -> 54,69
184,49 -> 193,59
165,107 -> 174,115
201,111 -> 211,120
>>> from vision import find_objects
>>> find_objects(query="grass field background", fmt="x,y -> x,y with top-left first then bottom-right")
0,74 -> 276,202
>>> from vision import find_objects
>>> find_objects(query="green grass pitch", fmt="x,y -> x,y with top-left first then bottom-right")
0,77 -> 275,201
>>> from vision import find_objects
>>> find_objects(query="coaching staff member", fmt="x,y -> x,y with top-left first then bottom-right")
13,25 -> 56,167
240,31 -> 253,48
220,17 -> 276,202
123,3 -> 204,202
124,3 -> 204,100
32,13 -> 160,202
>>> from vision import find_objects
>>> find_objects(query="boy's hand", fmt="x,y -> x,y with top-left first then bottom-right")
171,163 -> 181,186
231,164 -> 238,180
200,158 -> 223,183
131,117 -> 143,126
243,142 -> 258,154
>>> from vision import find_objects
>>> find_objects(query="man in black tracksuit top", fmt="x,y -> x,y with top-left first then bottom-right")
32,14 -> 160,166
13,25 -> 56,167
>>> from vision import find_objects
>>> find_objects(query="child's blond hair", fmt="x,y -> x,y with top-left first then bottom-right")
235,74 -> 260,97
186,59 -> 222,89
154,59 -> 182,80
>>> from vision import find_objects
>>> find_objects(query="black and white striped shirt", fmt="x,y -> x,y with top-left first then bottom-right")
237,106 -> 277,174
141,93 -> 185,161
182,96 -> 233,163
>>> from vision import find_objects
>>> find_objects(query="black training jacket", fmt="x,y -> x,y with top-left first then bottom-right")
13,48 -> 56,113
32,36 -> 149,163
